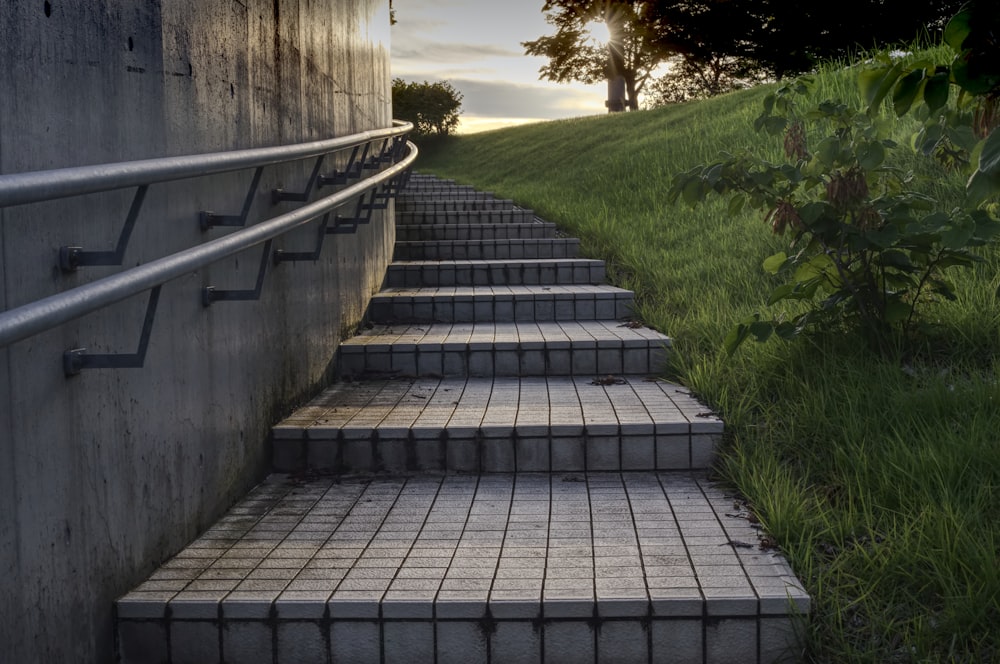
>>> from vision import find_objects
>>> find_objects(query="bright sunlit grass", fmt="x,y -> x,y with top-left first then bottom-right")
414,45 -> 1000,662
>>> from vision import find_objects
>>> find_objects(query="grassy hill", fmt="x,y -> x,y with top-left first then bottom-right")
412,49 -> 1000,663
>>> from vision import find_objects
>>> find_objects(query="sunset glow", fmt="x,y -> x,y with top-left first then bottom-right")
391,0 -> 607,133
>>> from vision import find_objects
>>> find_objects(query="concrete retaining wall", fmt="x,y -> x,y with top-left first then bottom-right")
0,1 -> 393,661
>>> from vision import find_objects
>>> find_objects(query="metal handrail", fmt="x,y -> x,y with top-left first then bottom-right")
0,121 -> 413,208
0,127 -> 417,352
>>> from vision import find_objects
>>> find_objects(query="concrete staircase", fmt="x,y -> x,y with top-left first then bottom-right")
115,174 -> 809,663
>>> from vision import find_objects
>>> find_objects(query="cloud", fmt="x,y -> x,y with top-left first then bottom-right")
458,116 -> 549,134
390,75 -> 605,121
389,0 -> 608,126
394,77 -> 605,121
393,39 -> 520,63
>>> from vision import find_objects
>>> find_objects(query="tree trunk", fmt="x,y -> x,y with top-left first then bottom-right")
623,74 -> 638,110
606,4 -> 628,112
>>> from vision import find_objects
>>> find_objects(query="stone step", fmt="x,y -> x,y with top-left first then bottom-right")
398,191 -> 495,202
116,472 -> 809,664
270,375 -> 721,474
368,285 -> 633,324
397,199 -> 516,213
383,259 -> 607,288
402,182 -> 479,192
337,321 -> 669,379
394,238 -> 579,261
396,222 -> 556,242
405,174 -> 470,182
396,209 -> 536,225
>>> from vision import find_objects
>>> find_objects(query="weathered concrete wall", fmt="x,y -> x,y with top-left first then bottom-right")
0,1 -> 394,662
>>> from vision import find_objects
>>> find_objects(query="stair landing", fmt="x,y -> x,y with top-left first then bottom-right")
117,472 -> 808,664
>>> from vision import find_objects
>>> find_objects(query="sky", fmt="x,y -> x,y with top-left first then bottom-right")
390,0 -> 610,133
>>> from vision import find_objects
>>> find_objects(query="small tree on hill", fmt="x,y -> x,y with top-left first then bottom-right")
392,79 -> 463,137
523,0 -> 669,112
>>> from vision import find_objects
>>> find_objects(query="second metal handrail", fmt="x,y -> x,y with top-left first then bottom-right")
0,122 -> 412,208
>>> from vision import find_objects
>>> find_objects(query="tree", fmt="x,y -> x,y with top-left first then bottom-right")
643,1 -> 767,102
647,0 -> 967,85
391,79 -> 463,137
527,1 -> 966,110
644,54 -> 763,106
522,1 -> 670,111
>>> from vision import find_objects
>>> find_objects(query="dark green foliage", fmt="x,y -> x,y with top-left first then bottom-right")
648,0 -> 965,82
670,7 -> 1000,354
672,78 -> 999,353
861,3 -> 1000,204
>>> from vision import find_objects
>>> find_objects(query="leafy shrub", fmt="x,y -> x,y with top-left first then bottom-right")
669,6 -> 1000,355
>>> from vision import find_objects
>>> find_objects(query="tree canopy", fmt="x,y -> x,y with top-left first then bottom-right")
525,0 -> 969,106
522,1 -> 669,111
391,79 -> 463,137
649,0 -> 967,79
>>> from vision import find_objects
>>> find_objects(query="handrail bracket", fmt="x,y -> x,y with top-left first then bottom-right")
202,240 -> 274,306
271,155 -> 326,204
200,167 -> 265,231
59,185 -> 149,272
63,286 -> 161,375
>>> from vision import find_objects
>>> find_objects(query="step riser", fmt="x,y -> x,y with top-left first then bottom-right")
398,192 -> 493,202
118,614 -> 800,664
383,261 -> 606,288
402,185 -> 481,193
397,224 -> 556,242
394,240 -> 579,261
368,295 -> 633,324
398,211 -> 535,224
337,344 -> 667,378
272,432 -> 719,474
398,200 -> 516,213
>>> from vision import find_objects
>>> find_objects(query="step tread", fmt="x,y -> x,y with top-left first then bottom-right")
395,210 -> 534,223
396,223 -> 557,241
273,376 -> 719,437
393,238 -> 580,261
383,259 -> 607,288
389,258 -> 603,267
394,238 -> 578,249
396,199 -> 516,212
374,284 -> 632,298
397,192 -> 494,200
341,321 -> 669,349
397,222 -> 549,228
117,471 -> 808,623
336,321 -> 669,379
372,280 -> 629,323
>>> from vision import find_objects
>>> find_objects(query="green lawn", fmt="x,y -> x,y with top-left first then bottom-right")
412,50 -> 1000,663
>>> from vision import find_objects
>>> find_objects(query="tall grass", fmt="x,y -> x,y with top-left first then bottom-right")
416,46 -> 1000,662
